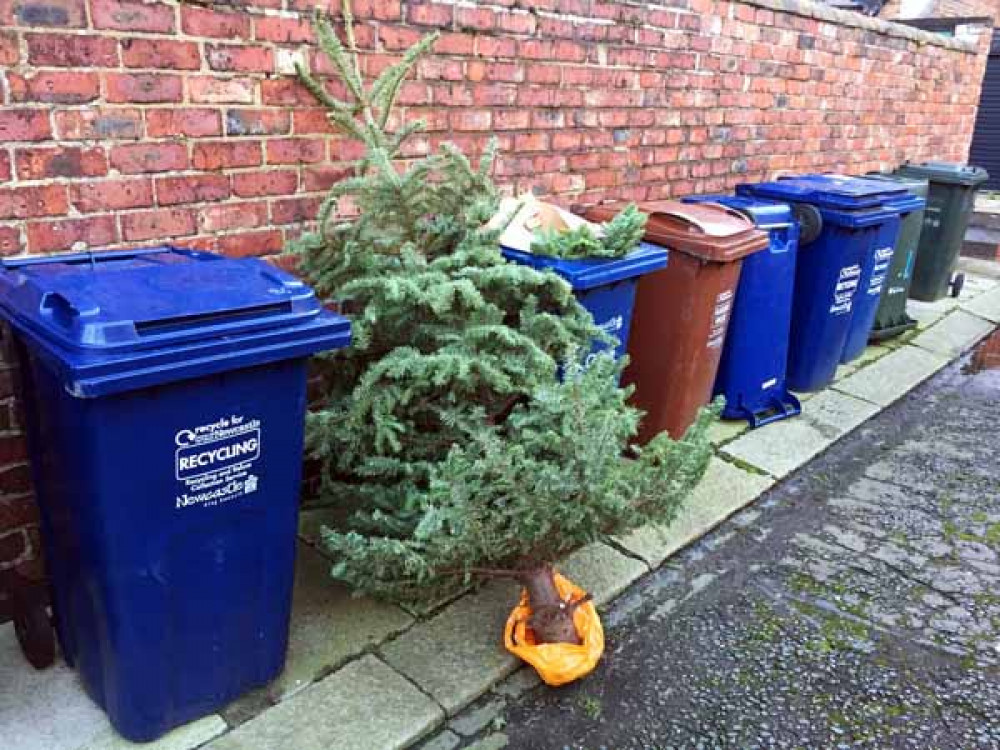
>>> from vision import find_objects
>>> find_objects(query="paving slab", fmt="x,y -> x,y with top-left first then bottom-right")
907,296 -> 960,328
708,418 -> 748,446
558,542 -> 648,606
833,344 -> 949,407
720,390 -> 879,478
205,655 -> 442,750
958,258 -> 1000,281
910,309 -> 995,358
0,623 -> 106,750
419,730 -> 461,750
960,285 -> 1000,324
850,343 -> 891,368
616,457 -> 774,567
78,717 -> 227,750
0,624 -> 226,750
958,273 -> 998,299
229,543 -> 413,714
297,506 -> 339,548
380,580 -> 520,716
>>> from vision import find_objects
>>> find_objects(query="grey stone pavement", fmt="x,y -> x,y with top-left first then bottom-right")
426,345 -> 1000,750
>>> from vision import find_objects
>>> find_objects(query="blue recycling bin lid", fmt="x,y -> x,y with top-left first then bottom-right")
682,195 -> 794,230
0,246 -> 351,396
500,241 -> 668,291
739,174 -> 908,210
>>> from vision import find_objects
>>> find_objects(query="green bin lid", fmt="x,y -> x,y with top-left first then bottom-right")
896,161 -> 989,186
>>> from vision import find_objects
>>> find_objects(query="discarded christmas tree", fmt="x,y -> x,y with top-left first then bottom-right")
294,3 -> 717,645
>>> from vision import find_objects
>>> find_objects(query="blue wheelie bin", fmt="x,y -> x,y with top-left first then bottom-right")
738,177 -> 902,392
683,195 -> 801,427
0,247 -> 351,742
501,242 -> 668,361
774,174 -> 911,363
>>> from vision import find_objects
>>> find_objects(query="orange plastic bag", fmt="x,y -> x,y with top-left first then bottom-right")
503,572 -> 605,686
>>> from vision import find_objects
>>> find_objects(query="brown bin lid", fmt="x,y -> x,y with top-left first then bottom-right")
584,200 -> 769,263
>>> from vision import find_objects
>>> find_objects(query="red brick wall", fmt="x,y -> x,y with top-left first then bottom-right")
0,0 -> 991,585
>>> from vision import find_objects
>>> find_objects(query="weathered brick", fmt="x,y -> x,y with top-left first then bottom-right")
207,44 -> 274,73
121,208 -> 197,242
379,24 -> 425,51
497,9 -> 535,35
90,0 -> 175,33
16,146 -> 107,180
266,138 -> 325,165
450,110 -> 492,131
198,201 -> 268,232
0,227 -> 24,257
253,15 -> 314,44
232,169 -> 298,198
0,529 -> 27,566
192,141 -> 262,170
188,76 -> 256,105
0,185 -> 68,220
0,110 -> 52,142
180,5 -> 251,38
0,493 -> 38,528
407,2 -> 453,27
146,109 -> 222,138
303,165 -> 349,192
271,195 -> 322,225
456,5 -> 495,31
8,71 -> 101,104
105,73 -> 183,103
110,143 -> 187,174
225,109 -> 291,137
0,31 -> 18,65
26,32 -> 119,66
292,109 -> 335,135
71,177 -> 153,212
9,0 -> 85,27
155,174 -> 230,206
54,108 -> 142,140
260,78 -> 315,106
217,229 -> 283,258
121,38 -> 200,70
26,215 -> 117,253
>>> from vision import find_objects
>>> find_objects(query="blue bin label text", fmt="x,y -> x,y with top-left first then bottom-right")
867,246 -> 893,297
175,415 -> 262,510
830,264 -> 861,315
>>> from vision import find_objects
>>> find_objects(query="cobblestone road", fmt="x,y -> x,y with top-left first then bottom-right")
434,346 -> 1000,750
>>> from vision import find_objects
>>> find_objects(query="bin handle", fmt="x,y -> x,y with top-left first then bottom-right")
39,292 -> 94,329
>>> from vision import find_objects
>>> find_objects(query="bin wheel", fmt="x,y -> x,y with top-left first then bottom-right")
13,604 -> 55,670
950,273 -> 965,298
790,203 -> 823,245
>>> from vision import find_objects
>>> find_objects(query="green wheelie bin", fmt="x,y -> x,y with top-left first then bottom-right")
863,173 -> 928,340
895,161 -> 989,301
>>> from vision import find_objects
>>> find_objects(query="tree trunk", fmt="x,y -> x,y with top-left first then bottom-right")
518,564 -> 588,645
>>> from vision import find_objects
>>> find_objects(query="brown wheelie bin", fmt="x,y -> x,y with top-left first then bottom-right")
584,201 -> 768,442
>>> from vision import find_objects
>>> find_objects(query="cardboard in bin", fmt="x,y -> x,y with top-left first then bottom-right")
494,196 -> 667,361
492,195 -> 605,254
